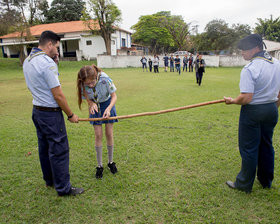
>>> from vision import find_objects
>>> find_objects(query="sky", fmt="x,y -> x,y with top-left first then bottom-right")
112,0 -> 280,33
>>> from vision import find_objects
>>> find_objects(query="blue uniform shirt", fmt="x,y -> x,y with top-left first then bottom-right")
84,72 -> 117,103
239,52 -> 280,105
23,48 -> 60,107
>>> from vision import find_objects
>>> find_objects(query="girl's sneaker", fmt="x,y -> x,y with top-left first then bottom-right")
108,162 -> 118,174
95,166 -> 103,179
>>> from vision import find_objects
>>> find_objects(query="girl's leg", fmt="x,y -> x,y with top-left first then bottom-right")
94,125 -> 103,167
105,123 -> 118,174
105,123 -> 114,163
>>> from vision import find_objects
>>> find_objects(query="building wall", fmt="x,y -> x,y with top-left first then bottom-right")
80,36 -> 106,59
97,55 -> 250,68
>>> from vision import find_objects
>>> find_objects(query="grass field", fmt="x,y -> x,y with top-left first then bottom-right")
1,58 -> 280,223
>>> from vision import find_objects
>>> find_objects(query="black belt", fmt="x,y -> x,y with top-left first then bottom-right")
34,105 -> 61,112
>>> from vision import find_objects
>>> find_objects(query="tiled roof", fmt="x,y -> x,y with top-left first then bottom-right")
0,20 -> 100,39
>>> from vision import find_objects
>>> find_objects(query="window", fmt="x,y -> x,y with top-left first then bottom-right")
86,40 -> 92,46
122,38 -> 126,47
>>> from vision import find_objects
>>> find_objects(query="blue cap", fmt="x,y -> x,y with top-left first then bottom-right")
237,34 -> 264,50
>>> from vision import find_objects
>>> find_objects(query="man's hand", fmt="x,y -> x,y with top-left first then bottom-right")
68,114 -> 79,123
224,96 -> 234,104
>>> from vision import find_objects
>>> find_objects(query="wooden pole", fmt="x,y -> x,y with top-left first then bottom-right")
78,99 -> 225,122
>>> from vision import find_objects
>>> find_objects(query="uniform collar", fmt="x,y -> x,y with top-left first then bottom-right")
251,51 -> 273,63
28,47 -> 46,61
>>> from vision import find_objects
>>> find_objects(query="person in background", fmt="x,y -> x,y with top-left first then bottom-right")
169,55 -> 175,72
188,54 -> 194,72
153,55 -> 159,73
174,55 -> 181,75
183,54 -> 189,72
140,56 -> 148,72
224,34 -> 280,193
163,53 -> 169,72
194,54 -> 205,85
77,65 -> 118,179
148,58 -> 153,72
23,30 -> 84,196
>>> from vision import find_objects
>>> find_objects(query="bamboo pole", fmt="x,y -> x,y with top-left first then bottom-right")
78,99 -> 225,122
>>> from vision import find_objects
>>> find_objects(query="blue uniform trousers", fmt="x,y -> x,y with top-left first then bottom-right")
32,108 -> 71,195
235,103 -> 278,191
170,63 -> 174,72
176,64 -> 181,74
183,63 -> 187,71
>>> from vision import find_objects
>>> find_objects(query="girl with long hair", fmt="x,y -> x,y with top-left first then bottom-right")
77,65 -> 118,179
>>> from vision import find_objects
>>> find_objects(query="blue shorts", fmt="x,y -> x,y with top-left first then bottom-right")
89,98 -> 118,125
164,62 -> 168,66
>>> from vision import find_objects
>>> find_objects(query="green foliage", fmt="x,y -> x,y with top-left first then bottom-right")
83,0 -> 122,55
193,19 -> 251,53
255,15 -> 280,42
161,15 -> 190,51
131,11 -> 191,53
45,0 -> 85,23
1,58 -> 280,223
131,13 -> 174,53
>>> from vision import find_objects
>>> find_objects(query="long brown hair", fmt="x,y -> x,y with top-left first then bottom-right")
77,64 -> 102,109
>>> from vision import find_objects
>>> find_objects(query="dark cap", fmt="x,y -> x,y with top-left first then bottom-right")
237,34 -> 263,50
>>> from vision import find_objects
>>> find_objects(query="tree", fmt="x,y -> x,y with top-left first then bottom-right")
131,13 -> 173,54
131,11 -> 191,53
193,19 -> 251,54
45,0 -> 85,23
83,0 -> 121,55
255,15 -> 280,42
0,0 -> 22,35
161,14 -> 190,51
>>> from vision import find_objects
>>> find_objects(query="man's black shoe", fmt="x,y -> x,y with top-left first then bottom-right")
59,186 -> 84,196
108,162 -> 118,174
96,166 -> 104,179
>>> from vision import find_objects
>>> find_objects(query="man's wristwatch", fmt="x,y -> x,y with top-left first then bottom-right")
68,113 -> 74,120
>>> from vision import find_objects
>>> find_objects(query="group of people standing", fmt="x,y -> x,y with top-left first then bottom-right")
140,53 -> 206,86
23,30 -> 280,197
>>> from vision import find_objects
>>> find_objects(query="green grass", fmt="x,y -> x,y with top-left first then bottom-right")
1,58 -> 280,223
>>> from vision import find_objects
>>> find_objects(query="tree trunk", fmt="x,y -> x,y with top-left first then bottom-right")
104,33 -> 111,55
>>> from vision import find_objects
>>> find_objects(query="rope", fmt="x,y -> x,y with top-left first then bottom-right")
78,99 -> 225,122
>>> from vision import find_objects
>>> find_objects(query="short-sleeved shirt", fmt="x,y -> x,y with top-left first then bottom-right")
175,58 -> 181,65
239,55 -> 280,105
141,57 -> 147,64
23,48 -> 60,107
170,57 -> 174,65
84,72 -> 117,103
163,56 -> 169,63
153,57 -> 159,66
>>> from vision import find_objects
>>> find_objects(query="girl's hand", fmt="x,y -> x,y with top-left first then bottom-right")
103,108 -> 111,118
89,103 -> 98,114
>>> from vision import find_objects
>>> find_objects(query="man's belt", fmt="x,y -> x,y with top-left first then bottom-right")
34,105 -> 61,112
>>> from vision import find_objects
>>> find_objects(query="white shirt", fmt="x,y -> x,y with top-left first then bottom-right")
239,57 -> 280,104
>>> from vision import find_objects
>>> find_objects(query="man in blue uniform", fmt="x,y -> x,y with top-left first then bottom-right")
174,55 -> 181,75
182,54 -> 188,72
224,34 -> 280,193
23,31 -> 84,196
163,54 -> 169,72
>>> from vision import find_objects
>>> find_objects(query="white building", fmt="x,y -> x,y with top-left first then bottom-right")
0,20 -> 132,60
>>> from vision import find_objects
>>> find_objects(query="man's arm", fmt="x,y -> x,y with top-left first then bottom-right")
277,91 -> 280,107
224,93 -> 253,105
51,86 -> 78,122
